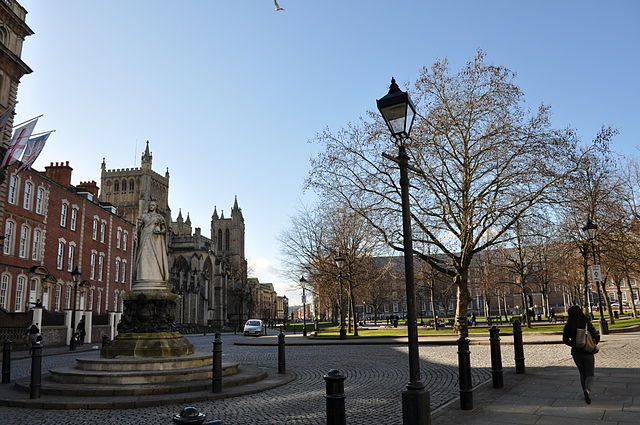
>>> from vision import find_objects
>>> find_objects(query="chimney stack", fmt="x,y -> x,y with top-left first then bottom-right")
77,180 -> 100,198
44,161 -> 73,187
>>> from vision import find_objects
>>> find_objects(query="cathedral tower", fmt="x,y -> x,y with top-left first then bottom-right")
99,141 -> 171,224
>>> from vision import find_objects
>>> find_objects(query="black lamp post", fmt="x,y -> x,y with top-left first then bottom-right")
377,77 -> 430,424
334,255 -> 347,340
300,276 -> 308,337
69,267 -> 81,351
582,220 -> 609,335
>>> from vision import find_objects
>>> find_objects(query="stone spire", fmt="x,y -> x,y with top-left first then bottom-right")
177,209 -> 183,222
141,140 -> 152,170
101,157 -> 106,172
185,213 -> 191,225
212,206 -> 218,220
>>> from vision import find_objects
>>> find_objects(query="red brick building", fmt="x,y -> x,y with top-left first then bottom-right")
0,161 -> 134,341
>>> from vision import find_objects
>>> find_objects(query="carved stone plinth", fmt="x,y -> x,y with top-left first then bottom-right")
101,290 -> 194,358
101,331 -> 194,359
118,290 -> 177,333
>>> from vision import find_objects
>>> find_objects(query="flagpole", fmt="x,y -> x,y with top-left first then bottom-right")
30,129 -> 56,137
12,114 -> 44,128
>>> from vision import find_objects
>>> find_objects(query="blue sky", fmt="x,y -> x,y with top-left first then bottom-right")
14,0 -> 640,304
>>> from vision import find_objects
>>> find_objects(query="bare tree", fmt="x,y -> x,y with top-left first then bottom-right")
308,50 -> 582,331
279,202 -> 387,336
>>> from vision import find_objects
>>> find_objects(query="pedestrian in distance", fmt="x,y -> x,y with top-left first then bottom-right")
77,317 -> 86,345
562,305 -> 600,404
25,322 -> 39,344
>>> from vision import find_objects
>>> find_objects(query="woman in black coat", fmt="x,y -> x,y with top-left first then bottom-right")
562,305 -> 600,404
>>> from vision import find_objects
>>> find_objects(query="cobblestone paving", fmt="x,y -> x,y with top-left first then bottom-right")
0,334 -> 575,425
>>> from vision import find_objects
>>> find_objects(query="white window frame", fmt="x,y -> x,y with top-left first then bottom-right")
100,220 -> 107,243
31,228 -> 42,261
98,253 -> 104,281
90,251 -> 96,280
35,187 -> 45,215
7,174 -> 19,205
67,243 -> 76,272
60,202 -> 68,227
114,257 -> 120,282
96,290 -> 102,314
54,284 -> 61,311
92,217 -> 99,240
70,207 -> 78,231
15,275 -> 26,312
56,240 -> 65,270
121,260 -> 127,283
123,231 -> 128,251
65,285 -> 71,309
3,220 -> 15,255
23,181 -> 33,210
18,224 -> 30,259
116,228 -> 122,248
0,274 -> 10,310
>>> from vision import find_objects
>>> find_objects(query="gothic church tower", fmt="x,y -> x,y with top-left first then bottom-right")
99,141 -> 171,225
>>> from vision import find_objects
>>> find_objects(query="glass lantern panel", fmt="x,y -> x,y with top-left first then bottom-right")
381,104 -> 407,135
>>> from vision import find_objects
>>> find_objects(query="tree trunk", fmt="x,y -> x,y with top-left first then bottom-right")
350,289 -> 358,337
453,271 -> 472,335
630,287 -> 638,319
617,286 -> 625,316
602,281 -> 615,324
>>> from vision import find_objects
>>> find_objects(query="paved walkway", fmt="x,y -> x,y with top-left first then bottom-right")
0,330 -> 638,424
432,331 -> 640,425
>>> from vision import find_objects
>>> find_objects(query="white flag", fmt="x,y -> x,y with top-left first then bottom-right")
17,132 -> 51,173
1,118 -> 38,168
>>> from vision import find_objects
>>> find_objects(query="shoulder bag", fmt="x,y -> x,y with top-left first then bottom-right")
575,323 -> 599,354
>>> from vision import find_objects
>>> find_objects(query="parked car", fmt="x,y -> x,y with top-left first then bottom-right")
610,301 -> 630,307
243,319 -> 263,336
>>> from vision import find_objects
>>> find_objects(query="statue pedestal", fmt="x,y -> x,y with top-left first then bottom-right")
101,289 -> 194,358
101,331 -> 194,358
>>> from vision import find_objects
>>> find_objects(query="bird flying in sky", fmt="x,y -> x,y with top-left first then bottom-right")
274,0 -> 284,11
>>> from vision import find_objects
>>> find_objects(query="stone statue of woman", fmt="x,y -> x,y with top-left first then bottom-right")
133,201 -> 169,290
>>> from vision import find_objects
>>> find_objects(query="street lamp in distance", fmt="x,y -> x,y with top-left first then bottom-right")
582,219 -> 609,335
300,276 -> 308,337
377,77 -> 430,425
334,255 -> 347,340
69,267 -> 83,351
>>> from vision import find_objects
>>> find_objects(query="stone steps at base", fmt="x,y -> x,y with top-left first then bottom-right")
13,365 -> 264,396
48,362 -> 239,385
0,367 -> 296,410
75,352 -> 214,371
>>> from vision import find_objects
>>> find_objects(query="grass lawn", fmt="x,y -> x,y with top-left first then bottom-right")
314,316 -> 639,337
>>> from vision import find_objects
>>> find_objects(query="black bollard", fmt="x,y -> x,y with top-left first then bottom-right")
30,341 -> 43,399
101,335 -> 110,348
173,406 -> 224,425
212,333 -> 222,393
457,334 -> 473,410
324,369 -> 346,425
2,339 -> 11,384
489,326 -> 504,389
513,320 -> 525,374
278,331 -> 286,374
